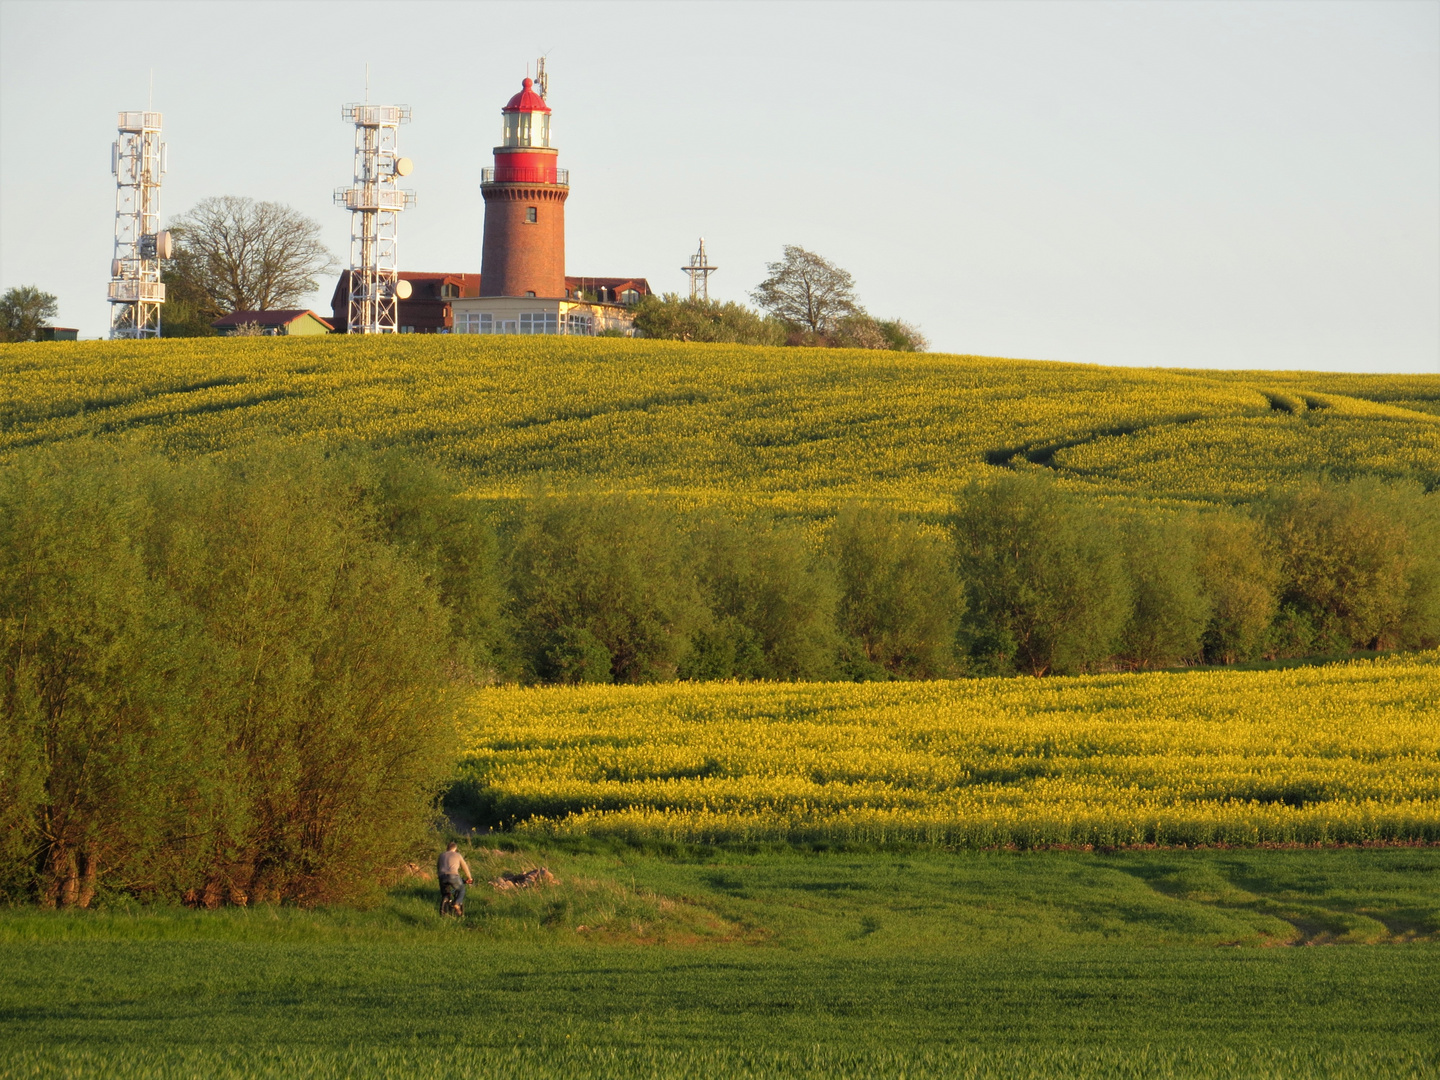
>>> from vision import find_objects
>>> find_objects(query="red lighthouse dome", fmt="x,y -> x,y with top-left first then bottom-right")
505,78 -> 550,113
480,76 -> 569,298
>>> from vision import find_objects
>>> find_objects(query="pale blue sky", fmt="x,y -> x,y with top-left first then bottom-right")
1,0 -> 1436,371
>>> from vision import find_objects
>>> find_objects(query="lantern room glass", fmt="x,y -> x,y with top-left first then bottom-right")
503,111 -> 551,148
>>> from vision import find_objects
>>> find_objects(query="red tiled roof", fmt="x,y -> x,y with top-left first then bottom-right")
213,309 -> 333,329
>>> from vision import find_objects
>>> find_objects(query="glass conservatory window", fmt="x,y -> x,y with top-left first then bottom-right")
454,313 -> 493,334
519,312 -> 558,334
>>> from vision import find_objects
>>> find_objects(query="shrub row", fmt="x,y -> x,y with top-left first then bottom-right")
471,473 -> 1440,684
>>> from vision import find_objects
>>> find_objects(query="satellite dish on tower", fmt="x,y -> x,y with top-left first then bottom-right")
394,157 -> 413,177
155,230 -> 173,259
395,279 -> 413,300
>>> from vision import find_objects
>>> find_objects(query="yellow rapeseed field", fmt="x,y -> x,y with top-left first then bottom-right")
458,652 -> 1440,847
3,337 -> 1437,510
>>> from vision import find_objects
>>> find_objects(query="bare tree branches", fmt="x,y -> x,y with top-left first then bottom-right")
750,245 -> 862,334
168,197 -> 337,316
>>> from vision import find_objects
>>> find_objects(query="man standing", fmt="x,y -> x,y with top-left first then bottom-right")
436,841 -> 474,916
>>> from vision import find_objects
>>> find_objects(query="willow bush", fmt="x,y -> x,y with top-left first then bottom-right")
1114,516 -> 1209,670
1194,512 -> 1281,664
830,505 -> 964,680
504,492 -> 706,684
683,517 -> 838,681
0,446 -> 459,908
952,473 -> 1131,677
1263,478 -> 1440,654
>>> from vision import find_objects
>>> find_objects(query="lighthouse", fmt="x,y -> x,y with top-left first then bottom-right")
479,77 -> 567,298
337,66 -> 652,335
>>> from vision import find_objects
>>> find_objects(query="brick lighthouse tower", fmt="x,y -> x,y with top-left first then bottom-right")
479,76 -> 568,298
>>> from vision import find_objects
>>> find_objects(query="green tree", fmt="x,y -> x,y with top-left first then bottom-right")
1194,512 -> 1281,664
0,285 -> 59,342
0,449 -> 207,906
632,294 -> 785,345
876,319 -> 928,352
360,450 -> 511,679
683,518 -> 838,681
1263,478 -> 1437,654
537,625 -> 614,684
506,493 -> 705,683
830,505 -> 963,679
953,473 -> 1130,676
1114,515 -> 1208,669
751,246 -> 862,334
159,256 -> 220,337
0,445 -> 458,907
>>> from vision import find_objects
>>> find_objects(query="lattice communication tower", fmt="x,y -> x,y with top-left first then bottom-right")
335,103 -> 415,333
108,111 -> 170,338
682,237 -> 717,301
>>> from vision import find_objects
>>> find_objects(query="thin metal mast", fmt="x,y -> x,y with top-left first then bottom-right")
108,111 -> 168,338
682,238 -> 717,301
335,100 -> 414,333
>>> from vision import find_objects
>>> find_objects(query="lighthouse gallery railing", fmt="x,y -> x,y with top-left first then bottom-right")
481,167 -> 569,185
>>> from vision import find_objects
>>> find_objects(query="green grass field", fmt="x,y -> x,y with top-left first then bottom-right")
3,844 -> 1439,1079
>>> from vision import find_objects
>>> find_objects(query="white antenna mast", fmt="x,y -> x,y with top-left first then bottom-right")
108,108 -> 170,338
535,55 -> 549,100
335,88 -> 415,334
682,238 -> 717,301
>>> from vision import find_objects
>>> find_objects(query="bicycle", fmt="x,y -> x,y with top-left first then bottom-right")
438,876 -> 470,917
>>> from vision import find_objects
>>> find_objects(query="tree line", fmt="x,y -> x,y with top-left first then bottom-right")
477,471 -> 1439,682
157,209 -> 927,349
4,445 -> 1436,906
634,245 -> 928,351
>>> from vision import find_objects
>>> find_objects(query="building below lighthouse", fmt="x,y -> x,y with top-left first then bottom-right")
329,75 -> 649,335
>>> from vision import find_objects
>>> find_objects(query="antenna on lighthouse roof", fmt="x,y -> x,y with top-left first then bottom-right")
535,55 -> 549,100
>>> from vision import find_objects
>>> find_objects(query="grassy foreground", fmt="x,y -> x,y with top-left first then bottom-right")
3,845 -> 1438,1079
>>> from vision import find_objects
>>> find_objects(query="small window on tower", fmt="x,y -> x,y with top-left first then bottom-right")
526,291 -> 536,298
525,206 -> 538,224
